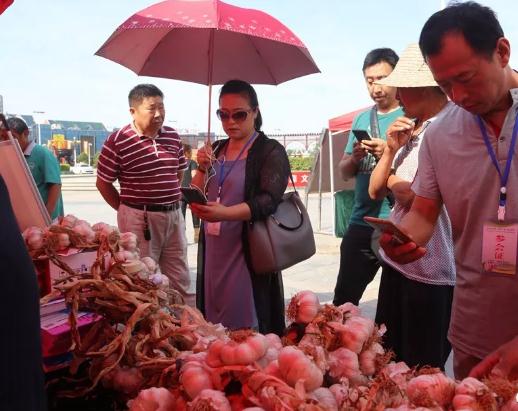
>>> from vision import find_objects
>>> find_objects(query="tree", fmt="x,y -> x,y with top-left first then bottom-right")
93,152 -> 101,168
76,152 -> 88,164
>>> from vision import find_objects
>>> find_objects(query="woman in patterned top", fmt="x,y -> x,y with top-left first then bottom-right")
368,44 -> 455,369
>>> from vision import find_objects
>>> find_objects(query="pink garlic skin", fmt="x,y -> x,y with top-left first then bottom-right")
127,387 -> 177,411
453,377 -> 497,411
501,396 -> 518,411
72,220 -> 96,243
188,389 -> 231,411
327,347 -> 365,385
359,342 -> 384,376
60,214 -> 79,228
140,256 -> 158,274
179,361 -> 214,400
337,302 -> 361,317
339,316 -> 375,353
119,232 -> 139,252
57,233 -> 71,251
288,290 -> 320,323
23,226 -> 45,251
310,387 -> 339,411
381,362 -> 411,390
406,373 -> 456,407
329,383 -> 349,407
277,346 -> 323,391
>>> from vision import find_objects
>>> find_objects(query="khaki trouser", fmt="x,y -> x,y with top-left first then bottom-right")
453,345 -> 483,379
117,203 -> 193,305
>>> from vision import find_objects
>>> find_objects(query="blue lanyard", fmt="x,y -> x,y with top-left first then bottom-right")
476,112 -> 518,221
217,131 -> 257,198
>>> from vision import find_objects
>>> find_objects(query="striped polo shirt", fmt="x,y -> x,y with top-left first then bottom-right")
97,124 -> 187,205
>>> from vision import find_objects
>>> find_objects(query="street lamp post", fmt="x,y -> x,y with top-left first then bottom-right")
33,110 -> 45,145
73,137 -> 77,165
88,142 -> 93,166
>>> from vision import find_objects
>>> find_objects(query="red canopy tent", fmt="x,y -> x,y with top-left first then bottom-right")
305,107 -> 367,234
328,107 -> 366,133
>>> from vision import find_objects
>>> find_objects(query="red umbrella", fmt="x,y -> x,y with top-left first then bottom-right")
95,0 -> 320,135
0,0 -> 14,15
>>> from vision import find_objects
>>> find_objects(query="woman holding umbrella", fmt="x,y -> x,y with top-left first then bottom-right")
190,80 -> 290,336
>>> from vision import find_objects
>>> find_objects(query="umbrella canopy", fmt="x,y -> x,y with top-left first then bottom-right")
0,0 -> 14,15
95,0 -> 320,86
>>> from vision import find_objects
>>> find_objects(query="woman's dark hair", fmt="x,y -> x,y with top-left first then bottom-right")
219,79 -> 262,131
362,48 -> 399,72
419,1 -> 504,59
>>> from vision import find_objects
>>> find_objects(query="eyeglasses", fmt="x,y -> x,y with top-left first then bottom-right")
216,108 -> 255,123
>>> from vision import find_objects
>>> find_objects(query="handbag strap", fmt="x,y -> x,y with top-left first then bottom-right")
369,105 -> 381,138
288,172 -> 297,193
370,105 -> 396,208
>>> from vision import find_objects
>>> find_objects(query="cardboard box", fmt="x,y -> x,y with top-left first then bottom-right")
41,311 -> 101,358
34,249 -> 100,297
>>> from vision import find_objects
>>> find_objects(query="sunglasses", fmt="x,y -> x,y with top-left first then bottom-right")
216,108 -> 255,123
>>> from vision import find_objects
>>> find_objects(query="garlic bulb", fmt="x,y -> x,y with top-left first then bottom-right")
127,387 -> 177,411
277,346 -> 323,391
406,373 -> 456,407
286,290 -> 320,324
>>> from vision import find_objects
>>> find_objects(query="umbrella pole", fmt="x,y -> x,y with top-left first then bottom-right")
207,83 -> 212,144
206,30 -> 215,144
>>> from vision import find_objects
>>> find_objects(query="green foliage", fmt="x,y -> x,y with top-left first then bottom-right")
93,152 -> 101,168
60,163 -> 71,173
288,155 -> 314,171
76,152 -> 88,164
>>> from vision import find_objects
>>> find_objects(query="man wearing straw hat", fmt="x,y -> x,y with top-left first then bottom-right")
333,48 -> 403,307
368,43 -> 455,369
380,2 -> 518,378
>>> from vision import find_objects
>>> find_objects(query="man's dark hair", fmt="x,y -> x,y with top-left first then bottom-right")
128,84 -> 164,106
362,48 -> 399,72
219,79 -> 262,131
419,1 -> 504,59
0,113 -> 8,130
183,143 -> 192,152
7,117 -> 29,135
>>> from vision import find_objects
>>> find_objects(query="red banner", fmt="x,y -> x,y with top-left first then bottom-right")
291,171 -> 310,188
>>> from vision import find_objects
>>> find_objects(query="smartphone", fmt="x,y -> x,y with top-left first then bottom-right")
180,187 -> 207,204
363,216 -> 413,245
352,129 -> 372,142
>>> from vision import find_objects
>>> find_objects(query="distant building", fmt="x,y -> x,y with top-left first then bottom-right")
6,113 -> 111,165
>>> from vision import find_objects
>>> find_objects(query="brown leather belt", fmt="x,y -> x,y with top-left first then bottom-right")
122,201 -> 180,212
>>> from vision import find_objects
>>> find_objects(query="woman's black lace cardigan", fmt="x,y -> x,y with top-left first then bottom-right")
196,131 -> 291,335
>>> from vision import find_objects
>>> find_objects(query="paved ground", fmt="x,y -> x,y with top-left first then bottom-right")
60,174 -> 452,374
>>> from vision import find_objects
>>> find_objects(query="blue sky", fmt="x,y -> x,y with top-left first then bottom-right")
1,0 -> 517,134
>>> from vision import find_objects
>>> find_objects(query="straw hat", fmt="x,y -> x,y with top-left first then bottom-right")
376,43 -> 437,88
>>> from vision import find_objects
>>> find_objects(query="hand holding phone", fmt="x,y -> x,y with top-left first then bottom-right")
352,129 -> 372,142
363,216 -> 413,245
181,187 -> 207,205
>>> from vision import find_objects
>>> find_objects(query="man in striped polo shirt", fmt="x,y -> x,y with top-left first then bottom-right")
96,84 -> 192,304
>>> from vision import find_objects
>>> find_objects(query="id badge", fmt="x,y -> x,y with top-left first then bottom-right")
482,222 -> 518,275
206,222 -> 221,236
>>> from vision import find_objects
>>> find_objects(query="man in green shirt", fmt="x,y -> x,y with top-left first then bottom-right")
333,48 -> 403,306
7,117 -> 64,220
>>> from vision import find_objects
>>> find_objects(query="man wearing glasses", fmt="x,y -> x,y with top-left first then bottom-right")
96,84 -> 192,305
333,48 -> 403,307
